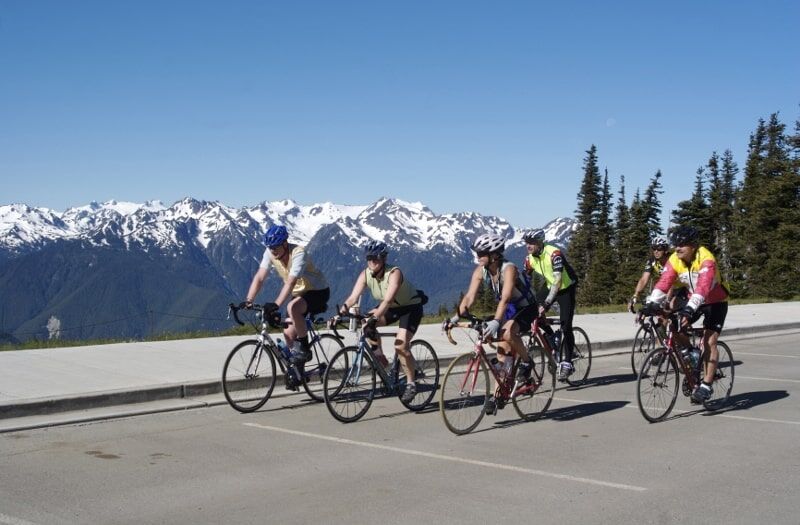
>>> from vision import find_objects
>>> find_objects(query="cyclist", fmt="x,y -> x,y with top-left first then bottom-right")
339,240 -> 425,404
453,233 -> 537,414
643,225 -> 729,403
245,224 -> 330,366
629,235 -> 688,314
522,228 -> 579,381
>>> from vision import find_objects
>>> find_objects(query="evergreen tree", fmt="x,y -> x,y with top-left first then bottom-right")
569,145 -> 602,304
613,176 -> 643,302
642,170 -> 665,238
581,170 -> 617,304
671,168 -> 711,243
714,150 -> 739,276
732,113 -> 800,298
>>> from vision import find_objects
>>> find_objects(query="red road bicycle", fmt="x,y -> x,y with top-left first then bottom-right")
636,308 -> 735,422
439,314 -> 556,435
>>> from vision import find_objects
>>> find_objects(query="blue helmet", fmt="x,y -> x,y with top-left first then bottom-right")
364,240 -> 388,258
263,225 -> 288,248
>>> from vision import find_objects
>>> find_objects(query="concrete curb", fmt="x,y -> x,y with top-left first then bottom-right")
1,321 -> 798,428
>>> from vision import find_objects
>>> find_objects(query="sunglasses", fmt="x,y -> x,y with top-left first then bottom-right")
476,251 -> 491,258
366,255 -> 382,262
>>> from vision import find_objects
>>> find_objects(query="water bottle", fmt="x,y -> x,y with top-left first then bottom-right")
502,358 -> 513,381
276,338 -> 292,360
490,357 -> 505,380
689,346 -> 701,370
348,305 -> 360,332
553,330 -> 562,351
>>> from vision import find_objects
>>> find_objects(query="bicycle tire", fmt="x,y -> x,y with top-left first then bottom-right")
398,339 -> 440,411
439,352 -> 489,435
565,326 -> 592,386
523,332 -> 548,381
512,345 -> 556,421
222,339 -> 276,413
631,324 -> 657,376
636,347 -> 679,422
323,346 -> 376,423
301,333 -> 345,402
703,340 -> 734,411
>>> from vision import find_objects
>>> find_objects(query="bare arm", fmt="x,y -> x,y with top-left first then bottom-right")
342,270 -> 367,313
245,267 -> 269,303
633,271 -> 652,298
458,266 -> 484,316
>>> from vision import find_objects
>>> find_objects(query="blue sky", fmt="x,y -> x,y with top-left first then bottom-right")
1,0 -> 798,228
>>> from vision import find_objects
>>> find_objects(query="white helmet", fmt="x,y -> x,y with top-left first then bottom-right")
471,233 -> 505,254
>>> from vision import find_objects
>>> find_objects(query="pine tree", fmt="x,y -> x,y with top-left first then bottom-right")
671,168 -> 711,243
569,145 -> 602,304
642,170 -> 665,238
582,170 -> 617,304
613,177 -> 648,302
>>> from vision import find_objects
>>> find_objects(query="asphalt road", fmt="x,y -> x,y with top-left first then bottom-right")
2,330 -> 799,525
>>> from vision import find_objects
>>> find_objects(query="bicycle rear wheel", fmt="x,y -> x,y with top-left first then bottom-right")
703,340 -> 734,411
323,346 -> 376,423
512,346 -> 556,421
301,333 -> 345,402
222,340 -> 276,413
523,332 -> 549,381
565,327 -> 592,386
439,352 -> 489,435
398,339 -> 440,411
631,324 -> 656,376
636,347 -> 679,422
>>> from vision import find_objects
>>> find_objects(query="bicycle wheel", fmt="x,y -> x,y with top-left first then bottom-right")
301,333 -> 345,402
565,327 -> 592,386
703,340 -> 735,411
439,352 -> 489,435
523,332 -> 549,380
222,340 -> 276,413
398,339 -> 440,411
512,346 -> 556,421
323,346 -> 376,423
631,324 -> 657,376
636,347 -> 679,422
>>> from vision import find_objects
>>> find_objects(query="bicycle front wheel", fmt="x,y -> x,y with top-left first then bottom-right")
398,339 -> 440,411
703,340 -> 734,411
323,346 -> 376,423
636,347 -> 679,422
222,340 -> 276,413
513,346 -> 556,422
631,324 -> 656,376
301,333 -> 345,402
439,352 -> 489,435
566,327 -> 592,386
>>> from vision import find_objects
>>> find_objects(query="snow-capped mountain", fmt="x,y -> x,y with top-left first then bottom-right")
0,198 -> 576,342
0,197 -> 572,255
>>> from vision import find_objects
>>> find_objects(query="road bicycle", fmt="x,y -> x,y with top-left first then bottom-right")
636,308 -> 735,422
322,312 -> 440,423
522,317 -> 592,386
630,315 -> 662,375
222,303 -> 344,412
439,314 -> 555,435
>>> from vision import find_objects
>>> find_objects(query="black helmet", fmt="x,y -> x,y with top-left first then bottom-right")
669,225 -> 699,247
364,240 -> 388,258
522,229 -> 546,244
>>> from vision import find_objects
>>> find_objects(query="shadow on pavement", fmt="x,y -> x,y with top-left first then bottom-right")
564,373 -> 636,391
483,400 -> 629,431
703,389 -> 790,416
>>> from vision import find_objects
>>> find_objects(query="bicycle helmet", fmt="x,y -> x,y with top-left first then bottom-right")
364,240 -> 388,258
669,225 -> 699,247
471,233 -> 505,254
263,224 -> 289,248
522,229 -> 546,244
650,235 -> 669,249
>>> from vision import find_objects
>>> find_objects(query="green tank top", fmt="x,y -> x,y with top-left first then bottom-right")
364,266 -> 421,307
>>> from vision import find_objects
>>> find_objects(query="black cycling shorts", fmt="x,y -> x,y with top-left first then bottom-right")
383,303 -> 424,334
297,288 -> 330,316
690,301 -> 728,334
510,304 -> 538,332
